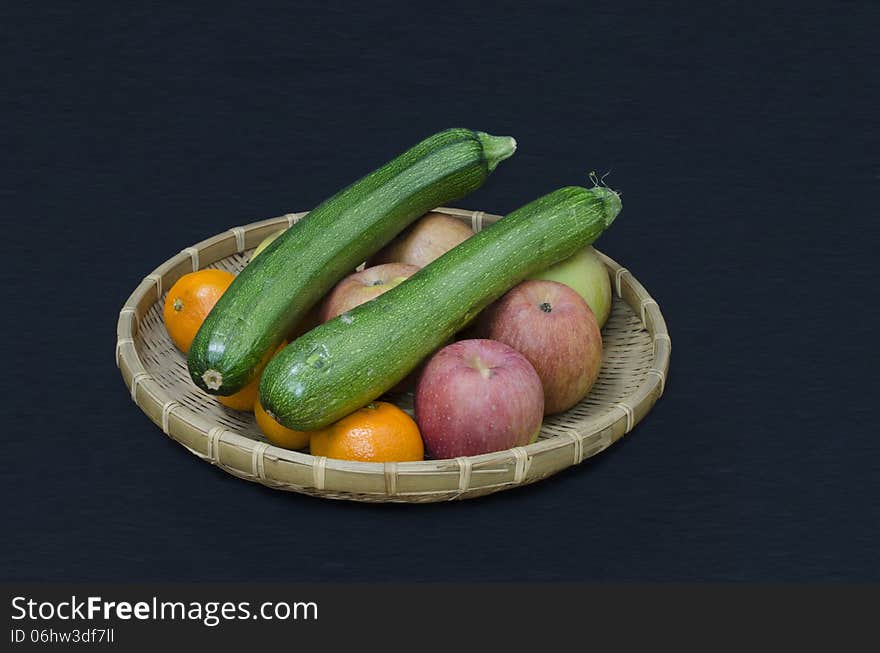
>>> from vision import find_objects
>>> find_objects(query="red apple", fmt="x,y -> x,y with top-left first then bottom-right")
319,262 -> 420,323
478,279 -> 602,415
369,212 -> 474,268
414,339 -> 544,459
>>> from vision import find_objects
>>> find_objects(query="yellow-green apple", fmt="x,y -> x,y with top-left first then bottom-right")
369,212 -> 474,268
479,280 -> 602,415
319,263 -> 420,323
414,339 -> 544,458
528,245 -> 612,328
251,228 -> 286,260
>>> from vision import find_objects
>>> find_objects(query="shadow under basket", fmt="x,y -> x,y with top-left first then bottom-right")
116,207 -> 671,503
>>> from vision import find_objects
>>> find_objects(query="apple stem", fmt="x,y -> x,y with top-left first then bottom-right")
471,356 -> 493,380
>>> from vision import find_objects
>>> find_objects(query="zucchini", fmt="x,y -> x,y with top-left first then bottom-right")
187,128 -> 517,394
260,185 -> 622,431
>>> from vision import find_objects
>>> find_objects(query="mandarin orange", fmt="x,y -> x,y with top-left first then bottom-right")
217,340 -> 288,412
255,398 -> 311,450
162,269 -> 235,354
309,401 -> 424,462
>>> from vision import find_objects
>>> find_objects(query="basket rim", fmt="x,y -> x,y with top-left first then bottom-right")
116,207 -> 671,502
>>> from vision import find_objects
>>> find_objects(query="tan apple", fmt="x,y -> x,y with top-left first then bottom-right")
318,263 -> 420,323
369,212 -> 474,268
479,279 -> 603,415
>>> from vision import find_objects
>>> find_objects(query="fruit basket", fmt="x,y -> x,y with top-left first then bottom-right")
116,207 -> 671,503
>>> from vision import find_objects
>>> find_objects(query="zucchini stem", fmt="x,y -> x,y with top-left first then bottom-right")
202,369 -> 224,391
477,132 -> 517,172
594,186 -> 622,228
587,171 -> 621,227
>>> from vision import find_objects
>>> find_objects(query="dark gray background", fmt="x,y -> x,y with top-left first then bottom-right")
1,1 -> 877,581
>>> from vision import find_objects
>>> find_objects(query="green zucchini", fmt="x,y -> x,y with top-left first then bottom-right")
259,184 -> 622,431
187,128 -> 517,394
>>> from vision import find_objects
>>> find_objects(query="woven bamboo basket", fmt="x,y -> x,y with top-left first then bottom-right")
116,207 -> 670,503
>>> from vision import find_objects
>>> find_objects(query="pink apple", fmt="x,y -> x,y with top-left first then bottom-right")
414,339 -> 544,459
369,212 -> 474,268
478,279 -> 602,415
319,262 -> 420,323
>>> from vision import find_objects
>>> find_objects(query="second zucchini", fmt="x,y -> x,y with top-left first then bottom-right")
260,184 -> 622,431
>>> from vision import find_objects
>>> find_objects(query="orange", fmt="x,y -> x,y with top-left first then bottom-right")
255,398 -> 311,450
162,269 -> 235,353
217,376 -> 260,411
217,340 -> 289,413
309,401 -> 424,462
